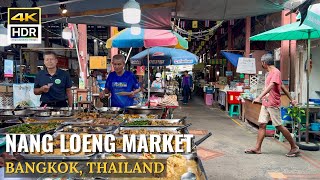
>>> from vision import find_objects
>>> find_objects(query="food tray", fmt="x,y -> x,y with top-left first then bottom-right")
92,153 -> 207,180
3,117 -> 93,125
0,123 -> 60,135
121,119 -> 186,127
125,106 -> 164,115
20,152 -> 95,160
93,152 -> 197,160
56,125 -> 117,134
0,109 -> 36,116
115,126 -> 189,135
97,107 -> 123,114
112,135 -> 195,154
117,114 -> 160,120
35,111 -> 74,117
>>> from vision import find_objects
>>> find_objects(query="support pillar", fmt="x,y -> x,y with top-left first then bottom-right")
245,17 -> 251,58
110,27 -> 118,72
227,21 -> 234,82
280,10 -> 290,84
78,24 -> 88,87
245,17 -> 251,85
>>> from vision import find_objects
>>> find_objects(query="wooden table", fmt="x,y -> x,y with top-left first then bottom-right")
241,95 -> 290,125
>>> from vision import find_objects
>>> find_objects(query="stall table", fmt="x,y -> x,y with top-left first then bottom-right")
241,95 -> 290,125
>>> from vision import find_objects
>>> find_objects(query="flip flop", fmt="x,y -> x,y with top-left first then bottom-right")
244,149 -> 261,154
285,148 -> 300,157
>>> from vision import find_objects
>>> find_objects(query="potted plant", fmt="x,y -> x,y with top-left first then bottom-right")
283,106 -> 305,140
284,106 -> 320,151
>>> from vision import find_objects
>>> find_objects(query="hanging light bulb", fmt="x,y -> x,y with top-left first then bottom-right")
0,24 -> 10,47
123,0 -> 141,24
60,4 -> 68,14
62,26 -> 72,39
131,24 -> 141,35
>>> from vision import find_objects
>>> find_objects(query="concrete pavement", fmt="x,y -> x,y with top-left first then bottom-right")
174,96 -> 320,180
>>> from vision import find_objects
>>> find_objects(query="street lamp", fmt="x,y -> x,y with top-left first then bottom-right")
123,0 -> 141,24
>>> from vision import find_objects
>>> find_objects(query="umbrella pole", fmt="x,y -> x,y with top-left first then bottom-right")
148,48 -> 151,107
306,33 -> 311,143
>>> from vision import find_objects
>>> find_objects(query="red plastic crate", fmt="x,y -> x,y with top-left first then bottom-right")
227,91 -> 241,104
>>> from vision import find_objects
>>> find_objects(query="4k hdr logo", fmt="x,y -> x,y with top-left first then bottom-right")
7,8 -> 42,44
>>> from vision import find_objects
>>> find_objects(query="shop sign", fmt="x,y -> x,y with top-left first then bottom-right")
4,59 -> 14,78
226,71 -> 233,77
90,56 -> 107,69
236,57 -> 256,74
7,8 -> 41,44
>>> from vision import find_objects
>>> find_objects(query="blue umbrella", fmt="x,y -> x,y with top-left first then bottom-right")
131,47 -> 198,66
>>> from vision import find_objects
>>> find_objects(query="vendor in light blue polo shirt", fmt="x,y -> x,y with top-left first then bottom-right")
99,54 -> 141,108
34,51 -> 73,107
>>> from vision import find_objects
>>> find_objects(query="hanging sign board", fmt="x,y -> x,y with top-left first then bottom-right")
4,59 -> 14,78
89,56 -> 107,69
236,57 -> 256,74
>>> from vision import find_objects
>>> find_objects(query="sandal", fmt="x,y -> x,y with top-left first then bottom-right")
285,147 -> 300,157
244,149 -> 261,154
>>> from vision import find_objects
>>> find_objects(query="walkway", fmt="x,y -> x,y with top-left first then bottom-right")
174,96 -> 320,180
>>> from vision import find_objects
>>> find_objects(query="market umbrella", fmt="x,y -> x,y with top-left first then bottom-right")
250,21 -> 320,144
106,28 -> 188,104
130,47 -> 198,66
106,28 -> 188,49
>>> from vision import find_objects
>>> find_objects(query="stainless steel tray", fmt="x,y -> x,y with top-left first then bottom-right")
0,123 -> 59,135
35,111 -> 74,117
0,109 -> 36,116
92,153 -> 207,180
56,125 -> 117,134
121,119 -> 186,127
125,106 -> 164,115
93,152 -> 197,160
4,117 -> 93,125
20,152 -> 95,160
97,107 -> 123,114
115,126 -> 189,135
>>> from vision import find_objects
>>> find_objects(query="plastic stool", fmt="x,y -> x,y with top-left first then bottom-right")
274,120 -> 292,142
229,104 -> 240,117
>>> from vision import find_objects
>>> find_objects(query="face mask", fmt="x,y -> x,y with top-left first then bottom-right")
156,77 -> 161,81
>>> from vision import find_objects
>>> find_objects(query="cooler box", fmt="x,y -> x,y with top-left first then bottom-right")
205,94 -> 213,106
227,91 -> 241,104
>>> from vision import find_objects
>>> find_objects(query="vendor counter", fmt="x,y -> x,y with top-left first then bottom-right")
241,95 -> 290,125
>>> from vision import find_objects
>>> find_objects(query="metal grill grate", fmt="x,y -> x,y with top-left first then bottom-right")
0,92 -> 14,107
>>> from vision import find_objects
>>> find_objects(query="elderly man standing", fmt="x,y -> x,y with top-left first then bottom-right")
99,54 -> 141,108
245,53 -> 299,157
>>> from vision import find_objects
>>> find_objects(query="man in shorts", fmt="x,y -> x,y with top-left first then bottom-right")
245,53 -> 299,157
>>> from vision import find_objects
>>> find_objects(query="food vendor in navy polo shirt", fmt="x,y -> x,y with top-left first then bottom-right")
99,54 -> 141,108
34,51 -> 73,107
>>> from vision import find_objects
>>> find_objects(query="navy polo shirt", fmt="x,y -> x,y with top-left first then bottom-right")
34,69 -> 72,103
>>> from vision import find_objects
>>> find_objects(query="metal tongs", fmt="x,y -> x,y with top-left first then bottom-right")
176,123 -> 192,131
178,116 -> 187,124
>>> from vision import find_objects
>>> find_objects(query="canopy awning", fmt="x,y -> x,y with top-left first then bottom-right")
10,0 -> 290,28
220,51 -> 243,67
